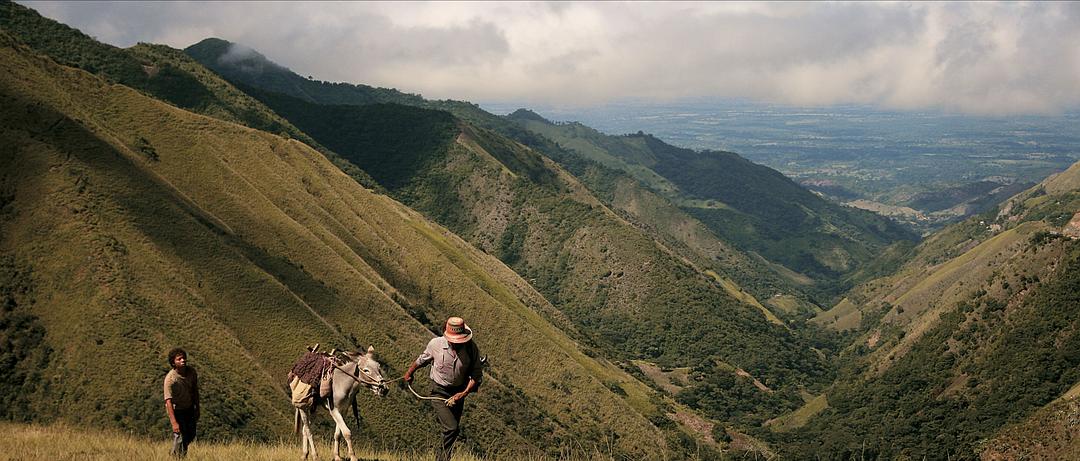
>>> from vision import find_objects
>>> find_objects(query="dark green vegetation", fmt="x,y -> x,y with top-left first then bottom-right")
773,166 -> 1080,458
241,87 -> 458,190
185,38 -> 425,107
908,180 -> 1032,213
639,133 -> 916,280
0,256 -> 53,422
785,238 -> 1080,459
186,37 -> 498,128
507,114 -> 918,300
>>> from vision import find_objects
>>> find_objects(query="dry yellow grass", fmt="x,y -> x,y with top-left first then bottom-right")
1044,160 -> 1080,195
0,422 -> 614,461
812,297 -> 861,331
763,393 -> 829,433
632,360 -> 692,394
708,271 -> 784,326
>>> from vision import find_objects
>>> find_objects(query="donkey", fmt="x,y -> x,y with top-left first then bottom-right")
294,346 -> 389,461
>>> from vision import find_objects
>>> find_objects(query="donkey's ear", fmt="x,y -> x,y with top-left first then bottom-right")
366,345 -> 375,357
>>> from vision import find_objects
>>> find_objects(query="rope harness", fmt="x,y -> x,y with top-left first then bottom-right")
297,347 -> 476,406
331,362 -> 449,404
329,360 -> 388,391
405,381 -> 450,403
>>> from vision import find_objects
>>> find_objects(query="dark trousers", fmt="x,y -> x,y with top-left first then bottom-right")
430,382 -> 465,461
170,408 -> 198,457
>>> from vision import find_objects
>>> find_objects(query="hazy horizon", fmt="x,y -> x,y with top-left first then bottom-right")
21,1 -> 1080,116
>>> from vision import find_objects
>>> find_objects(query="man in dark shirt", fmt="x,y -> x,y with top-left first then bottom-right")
163,348 -> 199,458
404,317 -> 483,461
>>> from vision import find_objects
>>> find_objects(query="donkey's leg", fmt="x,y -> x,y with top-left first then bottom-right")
298,409 -> 318,461
328,406 -> 357,461
297,409 -> 309,460
332,424 -> 342,461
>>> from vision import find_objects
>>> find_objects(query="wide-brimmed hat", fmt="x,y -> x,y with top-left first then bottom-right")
444,317 -> 473,344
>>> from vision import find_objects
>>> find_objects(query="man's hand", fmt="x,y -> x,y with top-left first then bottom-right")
446,391 -> 468,407
403,361 -> 419,384
172,421 -> 180,433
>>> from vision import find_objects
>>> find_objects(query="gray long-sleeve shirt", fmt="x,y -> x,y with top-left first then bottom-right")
415,336 -> 482,388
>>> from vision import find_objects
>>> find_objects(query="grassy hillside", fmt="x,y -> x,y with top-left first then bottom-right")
186,38 -> 840,317
980,383 -> 1080,460
0,422 -> 619,461
509,116 -> 816,320
0,1 -> 380,191
770,163 -> 1080,458
201,61 -> 834,439
0,31 -> 675,459
506,113 -> 919,296
183,36 -> 833,429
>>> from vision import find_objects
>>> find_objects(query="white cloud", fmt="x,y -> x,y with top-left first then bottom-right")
20,1 -> 1080,115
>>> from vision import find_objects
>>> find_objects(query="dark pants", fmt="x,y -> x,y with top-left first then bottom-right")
430,381 -> 465,461
170,408 -> 198,457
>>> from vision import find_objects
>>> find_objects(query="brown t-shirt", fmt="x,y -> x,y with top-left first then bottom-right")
163,367 -> 198,410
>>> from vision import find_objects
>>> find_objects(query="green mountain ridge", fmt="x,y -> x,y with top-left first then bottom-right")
506,112 -> 920,296
186,38 -> 831,315
227,69 -> 834,431
0,2 -> 381,192
0,24 -> 674,459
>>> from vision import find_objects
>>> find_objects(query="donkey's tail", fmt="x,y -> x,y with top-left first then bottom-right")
352,394 -> 360,428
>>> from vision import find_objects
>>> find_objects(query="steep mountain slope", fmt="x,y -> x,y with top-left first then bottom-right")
507,112 -> 919,294
187,38 -> 839,317
184,38 -> 854,436
0,1 -> 380,192
186,37 -> 832,310
186,37 -> 498,128
979,382 -> 1080,460
0,32 -> 673,458
774,162 -> 1080,458
237,83 -> 834,426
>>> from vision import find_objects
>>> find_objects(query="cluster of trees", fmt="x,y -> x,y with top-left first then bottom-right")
675,364 -> 804,428
249,89 -> 458,190
0,256 -> 53,423
776,239 -> 1080,458
619,132 -> 917,290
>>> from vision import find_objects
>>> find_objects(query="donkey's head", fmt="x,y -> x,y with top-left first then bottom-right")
345,345 -> 389,396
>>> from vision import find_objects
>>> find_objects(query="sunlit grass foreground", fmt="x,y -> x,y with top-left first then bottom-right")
0,423 -> 622,461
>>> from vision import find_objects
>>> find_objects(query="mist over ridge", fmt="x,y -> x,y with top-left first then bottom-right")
23,1 -> 1080,116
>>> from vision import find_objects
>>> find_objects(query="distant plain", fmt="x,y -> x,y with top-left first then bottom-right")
486,100 -> 1080,232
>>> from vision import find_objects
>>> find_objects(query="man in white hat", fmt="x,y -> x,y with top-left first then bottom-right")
404,316 -> 483,461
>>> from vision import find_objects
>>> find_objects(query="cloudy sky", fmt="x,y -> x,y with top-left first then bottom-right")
23,1 -> 1080,115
